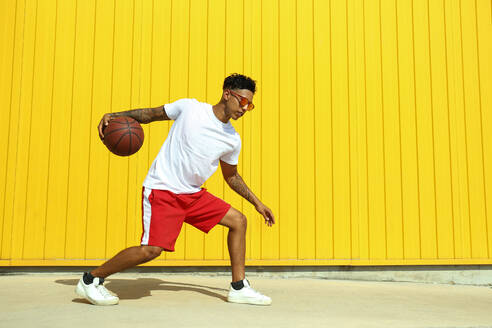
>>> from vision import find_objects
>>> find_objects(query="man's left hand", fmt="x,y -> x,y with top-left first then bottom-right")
255,204 -> 275,227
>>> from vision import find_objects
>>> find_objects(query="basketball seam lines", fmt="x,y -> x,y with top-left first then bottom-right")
132,131 -> 143,143
103,126 -> 133,138
113,131 -> 131,155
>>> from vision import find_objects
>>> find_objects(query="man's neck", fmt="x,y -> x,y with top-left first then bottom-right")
212,103 -> 230,123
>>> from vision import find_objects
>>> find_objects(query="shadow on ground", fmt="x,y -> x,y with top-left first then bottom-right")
55,278 -> 228,303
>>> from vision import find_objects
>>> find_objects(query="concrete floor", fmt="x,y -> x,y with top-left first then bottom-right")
1,274 -> 492,328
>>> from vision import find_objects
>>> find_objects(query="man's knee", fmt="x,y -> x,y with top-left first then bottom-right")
232,212 -> 247,232
220,208 -> 247,232
141,245 -> 163,260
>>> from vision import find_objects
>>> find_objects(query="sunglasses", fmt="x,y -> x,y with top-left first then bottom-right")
229,89 -> 255,111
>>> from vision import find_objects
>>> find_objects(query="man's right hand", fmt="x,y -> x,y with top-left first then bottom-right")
98,113 -> 113,140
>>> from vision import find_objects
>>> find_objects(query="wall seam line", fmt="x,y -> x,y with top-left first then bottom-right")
442,0 -> 457,260
22,0 -> 39,260
43,0 -> 59,260
395,0 -> 406,259
2,0 -> 19,259
426,0 -> 440,260
410,0 -> 423,259
84,0 -> 98,260
473,0 -> 489,259
458,0 -> 473,258
64,0 -> 78,259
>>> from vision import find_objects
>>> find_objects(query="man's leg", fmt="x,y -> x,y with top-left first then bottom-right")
218,207 -> 247,282
90,245 -> 164,278
217,207 -> 272,305
76,245 -> 163,305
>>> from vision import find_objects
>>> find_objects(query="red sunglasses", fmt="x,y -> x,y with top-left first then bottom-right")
229,90 -> 255,111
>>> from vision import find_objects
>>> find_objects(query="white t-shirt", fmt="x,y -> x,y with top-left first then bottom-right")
143,98 -> 242,194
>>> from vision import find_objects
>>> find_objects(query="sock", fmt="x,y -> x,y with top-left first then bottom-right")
231,279 -> 245,290
83,272 -> 94,284
83,272 -> 105,285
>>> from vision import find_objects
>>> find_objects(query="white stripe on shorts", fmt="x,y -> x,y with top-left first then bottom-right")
141,187 -> 152,245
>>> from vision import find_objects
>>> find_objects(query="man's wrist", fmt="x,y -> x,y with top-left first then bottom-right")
108,112 -> 119,119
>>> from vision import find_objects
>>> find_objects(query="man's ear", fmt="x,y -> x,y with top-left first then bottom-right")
223,89 -> 230,100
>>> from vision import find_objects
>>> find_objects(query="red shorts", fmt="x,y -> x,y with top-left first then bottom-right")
141,187 -> 231,252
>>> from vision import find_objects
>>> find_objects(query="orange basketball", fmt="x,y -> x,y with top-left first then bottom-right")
103,116 -> 144,156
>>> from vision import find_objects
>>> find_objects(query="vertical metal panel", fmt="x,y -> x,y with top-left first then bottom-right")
297,0 -> 315,260
350,0 -> 369,261
314,0 -> 332,259
447,0 -> 471,259
0,0 -> 18,260
10,0 -> 37,261
44,0 -> 77,259
1,0 -> 491,266
398,0 -> 421,260
461,0 -> 488,259
414,0 -> 438,260
259,0 -> 279,260
65,0 -> 96,260
476,0 -> 492,258
365,0 -> 386,259
428,0 -> 454,259
331,0 -> 351,260
381,0 -> 403,260
23,0 -> 57,260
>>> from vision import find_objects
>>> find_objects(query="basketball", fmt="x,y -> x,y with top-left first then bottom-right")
103,116 -> 144,156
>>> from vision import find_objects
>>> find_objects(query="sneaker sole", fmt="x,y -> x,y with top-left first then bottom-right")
75,283 -> 119,306
227,296 -> 272,306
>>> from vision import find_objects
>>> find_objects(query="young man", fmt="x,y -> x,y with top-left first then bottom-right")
76,74 -> 275,306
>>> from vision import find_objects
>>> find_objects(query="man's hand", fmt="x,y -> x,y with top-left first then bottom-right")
255,203 -> 275,227
98,113 -> 113,140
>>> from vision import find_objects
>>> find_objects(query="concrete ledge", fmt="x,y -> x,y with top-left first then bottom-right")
2,265 -> 492,286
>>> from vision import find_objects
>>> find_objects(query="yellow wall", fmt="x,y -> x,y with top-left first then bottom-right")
0,0 -> 491,266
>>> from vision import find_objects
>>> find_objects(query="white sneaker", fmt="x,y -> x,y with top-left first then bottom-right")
75,277 -> 119,305
227,279 -> 272,305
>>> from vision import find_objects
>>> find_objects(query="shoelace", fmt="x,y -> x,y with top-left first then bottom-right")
96,285 -> 114,298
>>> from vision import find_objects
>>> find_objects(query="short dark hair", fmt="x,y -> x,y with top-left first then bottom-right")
223,73 -> 256,94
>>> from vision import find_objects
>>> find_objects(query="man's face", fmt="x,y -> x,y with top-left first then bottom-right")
225,89 -> 254,120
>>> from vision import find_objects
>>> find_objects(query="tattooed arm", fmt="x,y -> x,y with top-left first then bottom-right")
98,105 -> 170,140
220,160 -> 275,226
110,105 -> 170,123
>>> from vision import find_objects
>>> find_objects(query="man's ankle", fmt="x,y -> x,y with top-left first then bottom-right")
231,279 -> 245,290
83,272 -> 100,284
